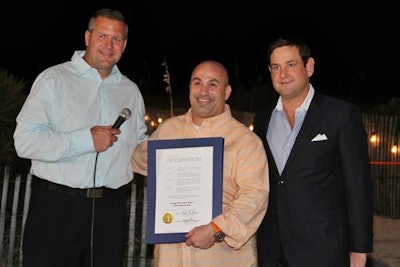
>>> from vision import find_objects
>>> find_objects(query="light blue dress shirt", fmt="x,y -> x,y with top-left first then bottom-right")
267,86 -> 315,175
14,51 -> 148,188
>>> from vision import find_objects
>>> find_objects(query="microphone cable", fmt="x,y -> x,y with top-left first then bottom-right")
90,152 -> 99,267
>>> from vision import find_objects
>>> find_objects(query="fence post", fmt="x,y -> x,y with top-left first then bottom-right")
0,166 -> 10,265
7,173 -> 21,266
127,182 -> 137,266
18,174 -> 31,266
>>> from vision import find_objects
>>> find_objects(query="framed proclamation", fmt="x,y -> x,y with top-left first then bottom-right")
146,137 -> 224,244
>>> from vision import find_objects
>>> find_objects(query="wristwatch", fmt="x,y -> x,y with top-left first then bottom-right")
211,221 -> 225,242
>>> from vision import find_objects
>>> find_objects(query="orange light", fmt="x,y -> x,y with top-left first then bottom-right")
370,133 -> 377,143
391,144 -> 398,154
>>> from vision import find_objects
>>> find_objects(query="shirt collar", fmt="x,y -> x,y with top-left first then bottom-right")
185,104 -> 232,129
276,84 -> 315,112
71,50 -> 121,83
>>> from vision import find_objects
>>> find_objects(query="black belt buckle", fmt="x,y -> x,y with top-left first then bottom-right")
87,188 -> 104,198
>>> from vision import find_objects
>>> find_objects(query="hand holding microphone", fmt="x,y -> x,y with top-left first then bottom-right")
92,108 -> 132,152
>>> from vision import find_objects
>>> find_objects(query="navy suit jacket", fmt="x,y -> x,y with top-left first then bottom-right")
254,92 -> 373,267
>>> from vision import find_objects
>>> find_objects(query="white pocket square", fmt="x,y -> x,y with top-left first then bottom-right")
311,133 -> 328,142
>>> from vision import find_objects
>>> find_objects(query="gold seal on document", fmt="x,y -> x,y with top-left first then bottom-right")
163,212 -> 173,224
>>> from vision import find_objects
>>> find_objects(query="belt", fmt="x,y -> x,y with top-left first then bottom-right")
32,176 -> 123,198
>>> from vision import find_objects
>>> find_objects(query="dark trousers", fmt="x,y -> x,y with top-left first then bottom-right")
258,242 -> 289,267
22,179 -> 129,267
277,244 -> 289,267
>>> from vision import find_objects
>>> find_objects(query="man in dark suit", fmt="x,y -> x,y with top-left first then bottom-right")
254,36 -> 373,267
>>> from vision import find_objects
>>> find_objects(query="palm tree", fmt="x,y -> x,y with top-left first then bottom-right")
0,67 -> 30,170
162,56 -> 174,117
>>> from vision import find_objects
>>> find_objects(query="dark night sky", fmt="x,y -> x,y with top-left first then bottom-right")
2,1 -> 397,107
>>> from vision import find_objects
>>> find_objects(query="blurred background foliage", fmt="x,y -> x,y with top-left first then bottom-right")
0,67 -> 30,171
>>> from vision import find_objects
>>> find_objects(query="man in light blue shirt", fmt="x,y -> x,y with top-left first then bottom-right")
13,8 -> 147,267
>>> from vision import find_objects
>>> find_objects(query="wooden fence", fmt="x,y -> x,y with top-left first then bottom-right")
0,166 -> 153,267
363,113 -> 400,218
1,112 -> 399,266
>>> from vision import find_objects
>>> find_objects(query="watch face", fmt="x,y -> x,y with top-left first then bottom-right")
215,231 -> 225,242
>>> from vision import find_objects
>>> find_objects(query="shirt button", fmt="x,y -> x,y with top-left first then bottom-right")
278,180 -> 284,184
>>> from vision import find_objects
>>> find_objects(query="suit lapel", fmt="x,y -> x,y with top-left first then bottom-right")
281,93 -> 324,176
262,107 -> 280,177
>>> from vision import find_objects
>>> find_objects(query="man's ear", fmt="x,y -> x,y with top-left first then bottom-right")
306,57 -> 315,77
224,85 -> 232,100
84,30 -> 91,46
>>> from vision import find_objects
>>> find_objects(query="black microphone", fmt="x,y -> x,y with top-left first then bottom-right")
112,108 -> 132,129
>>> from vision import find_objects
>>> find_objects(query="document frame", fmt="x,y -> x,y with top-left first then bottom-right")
146,137 -> 224,244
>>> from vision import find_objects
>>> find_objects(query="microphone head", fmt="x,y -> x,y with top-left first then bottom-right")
120,108 -> 131,120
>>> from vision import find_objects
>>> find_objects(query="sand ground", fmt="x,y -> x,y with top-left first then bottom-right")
367,215 -> 400,267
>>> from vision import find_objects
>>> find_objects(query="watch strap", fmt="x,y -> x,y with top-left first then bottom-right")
211,221 -> 221,232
